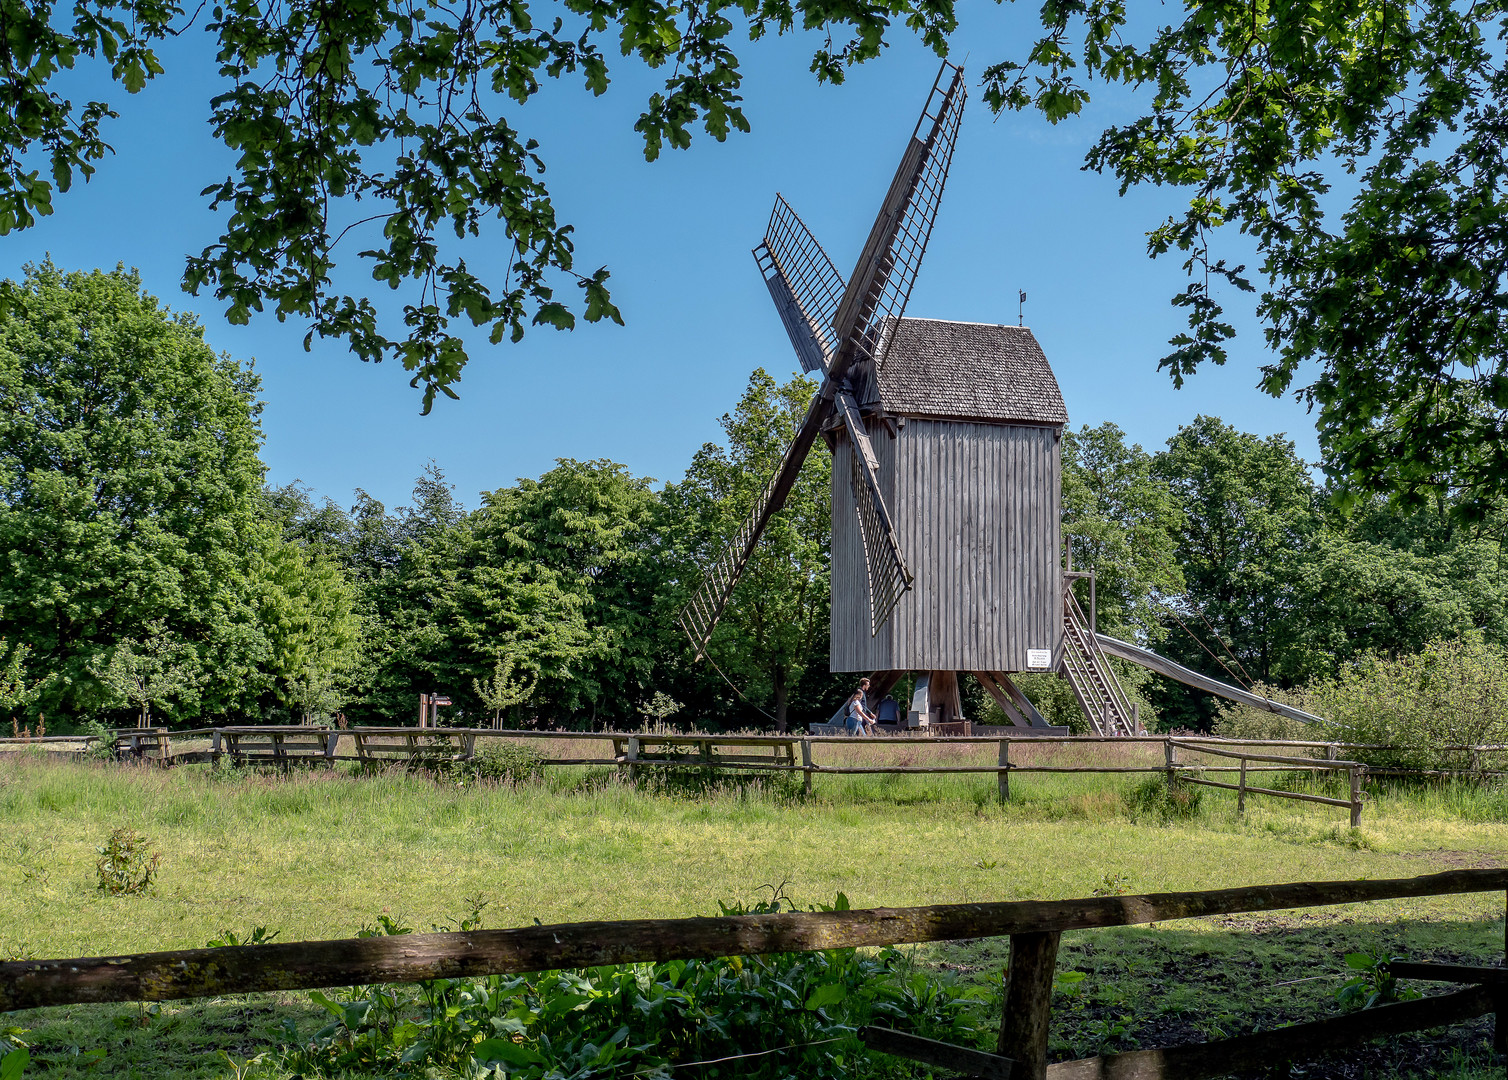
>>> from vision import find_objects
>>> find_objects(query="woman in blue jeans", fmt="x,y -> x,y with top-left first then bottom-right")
844,687 -> 876,735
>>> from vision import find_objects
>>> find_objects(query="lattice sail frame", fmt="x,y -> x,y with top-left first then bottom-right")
849,439 -> 912,633
677,62 -> 967,659
848,67 -> 966,371
755,196 -> 845,374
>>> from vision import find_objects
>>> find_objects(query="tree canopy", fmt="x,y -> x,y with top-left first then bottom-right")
7,0 -> 1508,508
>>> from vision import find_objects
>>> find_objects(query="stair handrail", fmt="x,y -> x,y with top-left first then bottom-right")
1062,583 -> 1137,735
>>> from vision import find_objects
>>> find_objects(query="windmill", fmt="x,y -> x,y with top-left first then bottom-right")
678,61 -> 963,663
678,61 -> 1319,738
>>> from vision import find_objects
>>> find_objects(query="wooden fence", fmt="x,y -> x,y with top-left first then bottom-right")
1,869 -> 1503,1080
4,725 -> 1501,825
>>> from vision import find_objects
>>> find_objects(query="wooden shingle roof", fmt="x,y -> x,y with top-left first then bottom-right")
875,317 -> 1068,426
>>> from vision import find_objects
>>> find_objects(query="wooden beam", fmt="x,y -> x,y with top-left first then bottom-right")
1046,985 -> 1494,1079
3,871 -> 1506,1010
1095,634 -> 1323,725
860,1027 -> 1015,1080
996,673 -> 1050,728
975,672 -> 1031,728
998,932 -> 1061,1080
1386,961 -> 1508,984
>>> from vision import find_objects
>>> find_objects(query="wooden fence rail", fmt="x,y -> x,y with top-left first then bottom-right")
5,726 -> 1505,823
1,869 -> 1503,1080
1167,739 -> 1366,826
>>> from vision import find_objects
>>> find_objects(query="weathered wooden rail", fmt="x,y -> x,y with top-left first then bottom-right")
6,726 -> 1506,825
1,870 -> 1502,1079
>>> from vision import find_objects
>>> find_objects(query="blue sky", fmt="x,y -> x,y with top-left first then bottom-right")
4,2 -> 1321,512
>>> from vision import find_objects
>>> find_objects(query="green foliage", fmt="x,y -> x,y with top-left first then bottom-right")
637,691 -> 682,728
1336,951 -> 1420,1011
350,459 -> 664,727
473,654 -> 539,727
1304,637 -> 1508,770
94,827 -> 159,896
1122,776 -> 1203,823
1211,697 -> 1313,744
275,900 -> 983,1079
1146,416 -> 1508,729
90,622 -> 194,728
79,719 -> 116,763
467,742 -> 548,785
0,263 -> 273,725
253,530 -> 361,723
672,370 -> 836,730
988,0 -> 1508,514
207,926 -> 281,948
0,0 -> 955,411
1061,423 -> 1185,641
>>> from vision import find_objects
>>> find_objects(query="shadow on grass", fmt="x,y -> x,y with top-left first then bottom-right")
929,915 -> 1505,1078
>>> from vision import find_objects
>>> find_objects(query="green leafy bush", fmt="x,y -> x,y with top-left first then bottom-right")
273,897 -> 985,1078
80,719 -> 116,763
1308,637 -> 1508,770
1211,692 -> 1314,743
468,742 -> 547,785
94,827 -> 160,896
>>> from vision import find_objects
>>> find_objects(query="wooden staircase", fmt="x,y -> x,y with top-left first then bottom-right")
1060,583 -> 1138,736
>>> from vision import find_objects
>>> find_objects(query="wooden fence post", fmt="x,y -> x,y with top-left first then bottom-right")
1237,757 -> 1247,815
1349,765 -> 1363,828
998,740 -> 1010,805
1499,890 -> 1507,1053
1164,738 -> 1177,792
625,737 -> 640,783
997,930 -> 1061,1080
210,730 -> 222,762
800,739 -> 813,796
324,731 -> 339,763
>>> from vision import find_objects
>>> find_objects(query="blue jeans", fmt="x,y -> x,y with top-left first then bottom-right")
844,714 -> 865,735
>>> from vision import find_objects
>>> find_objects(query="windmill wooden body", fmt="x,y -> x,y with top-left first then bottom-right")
827,317 -> 1073,729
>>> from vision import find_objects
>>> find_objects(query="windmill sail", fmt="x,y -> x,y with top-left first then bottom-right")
677,61 -> 965,660
833,63 -> 966,370
755,196 -> 845,375
836,391 -> 912,632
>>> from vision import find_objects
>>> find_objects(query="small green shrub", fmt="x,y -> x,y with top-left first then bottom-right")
1123,776 -> 1203,822
80,719 -> 117,763
95,827 -> 160,896
468,742 -> 547,785
1336,951 -> 1420,1010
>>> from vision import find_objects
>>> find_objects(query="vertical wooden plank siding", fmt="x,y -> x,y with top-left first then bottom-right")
832,418 -> 1063,672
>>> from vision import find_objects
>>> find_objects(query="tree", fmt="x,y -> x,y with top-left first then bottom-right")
1061,423 -> 1184,640
253,529 -> 361,722
473,653 -> 539,728
92,621 -> 194,727
1150,416 -> 1317,728
342,459 -> 662,727
988,0 -> 1508,515
0,262 -> 272,723
2,0 -> 953,410
672,370 -> 833,731
0,638 -> 41,726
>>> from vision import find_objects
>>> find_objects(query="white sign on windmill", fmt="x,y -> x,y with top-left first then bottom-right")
1026,649 -> 1052,671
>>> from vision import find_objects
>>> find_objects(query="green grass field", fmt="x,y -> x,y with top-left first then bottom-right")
2,751 -> 1505,1078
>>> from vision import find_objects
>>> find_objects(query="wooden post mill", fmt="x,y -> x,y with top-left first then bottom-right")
678,62 -> 1325,736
